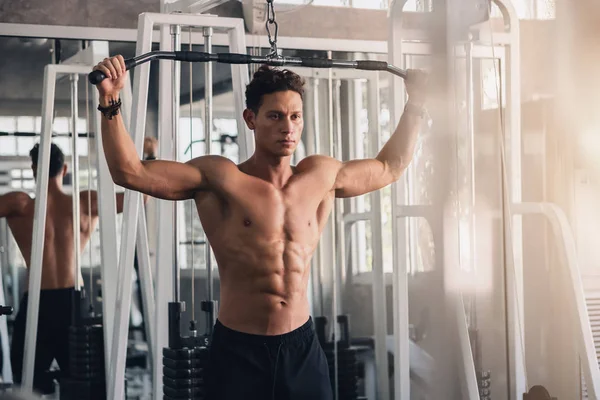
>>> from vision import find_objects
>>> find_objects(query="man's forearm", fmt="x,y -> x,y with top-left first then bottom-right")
99,94 -> 143,185
375,104 -> 423,175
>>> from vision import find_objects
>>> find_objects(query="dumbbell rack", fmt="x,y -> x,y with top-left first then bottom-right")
316,315 -> 366,400
60,290 -> 107,400
162,300 -> 215,400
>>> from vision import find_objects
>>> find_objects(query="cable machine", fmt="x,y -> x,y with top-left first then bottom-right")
93,1 -> 410,399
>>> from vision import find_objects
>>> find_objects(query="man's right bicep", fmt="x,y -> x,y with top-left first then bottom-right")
134,160 -> 205,200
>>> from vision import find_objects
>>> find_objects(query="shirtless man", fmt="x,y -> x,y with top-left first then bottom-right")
93,56 -> 426,399
0,140 -> 155,393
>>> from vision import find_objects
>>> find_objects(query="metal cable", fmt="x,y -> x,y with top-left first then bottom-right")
327,51 -> 339,400
189,26 -> 196,324
85,77 -> 94,315
70,75 -> 82,296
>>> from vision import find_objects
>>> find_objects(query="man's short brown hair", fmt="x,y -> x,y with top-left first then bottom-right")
245,65 -> 305,114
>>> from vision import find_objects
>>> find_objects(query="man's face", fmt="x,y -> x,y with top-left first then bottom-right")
243,90 -> 304,157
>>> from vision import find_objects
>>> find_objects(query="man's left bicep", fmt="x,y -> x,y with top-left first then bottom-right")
334,159 -> 393,198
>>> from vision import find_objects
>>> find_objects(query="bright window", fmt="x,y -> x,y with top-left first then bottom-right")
16,116 -> 36,133
0,138 -> 17,156
0,116 -> 16,132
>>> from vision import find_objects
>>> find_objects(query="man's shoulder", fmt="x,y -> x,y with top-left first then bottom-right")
4,191 -> 33,216
6,191 -> 33,203
296,155 -> 341,173
188,155 -> 238,170
188,155 -> 243,187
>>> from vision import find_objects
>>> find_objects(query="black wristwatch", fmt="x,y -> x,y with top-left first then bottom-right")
144,155 -> 156,161
98,98 -> 122,120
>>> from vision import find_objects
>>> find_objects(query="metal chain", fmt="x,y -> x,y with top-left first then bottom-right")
265,0 -> 280,58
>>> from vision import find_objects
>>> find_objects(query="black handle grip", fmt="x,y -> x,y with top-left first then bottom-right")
174,51 -> 212,63
301,58 -> 335,68
356,60 -> 389,71
87,58 -> 136,85
88,70 -> 106,85
0,306 -> 13,316
218,53 -> 256,64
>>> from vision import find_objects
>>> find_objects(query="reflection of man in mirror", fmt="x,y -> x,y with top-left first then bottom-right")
0,141 -> 153,393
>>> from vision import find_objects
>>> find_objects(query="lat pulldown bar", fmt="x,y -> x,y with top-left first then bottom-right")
88,51 -> 408,85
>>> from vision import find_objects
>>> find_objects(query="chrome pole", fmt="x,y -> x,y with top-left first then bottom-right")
171,24 -> 182,302
204,27 -> 214,309
70,74 -> 82,290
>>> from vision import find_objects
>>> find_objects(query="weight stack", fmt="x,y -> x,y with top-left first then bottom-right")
478,370 -> 491,400
60,324 -> 106,400
316,315 -> 361,400
162,346 -> 208,400
326,347 -> 359,400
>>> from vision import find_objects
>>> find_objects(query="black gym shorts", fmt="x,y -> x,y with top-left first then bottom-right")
205,317 -> 333,400
11,287 -> 74,394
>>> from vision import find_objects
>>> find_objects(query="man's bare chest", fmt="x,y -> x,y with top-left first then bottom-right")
195,176 -> 334,238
